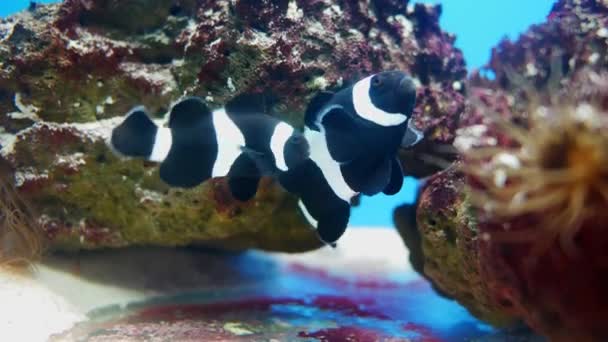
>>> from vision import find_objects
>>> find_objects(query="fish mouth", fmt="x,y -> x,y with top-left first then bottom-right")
396,76 -> 417,113
398,76 -> 416,95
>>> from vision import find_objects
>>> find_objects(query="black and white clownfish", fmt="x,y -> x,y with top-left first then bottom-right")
109,71 -> 422,247
285,70 -> 422,245
110,94 -> 344,246
110,95 -> 309,202
304,71 -> 422,195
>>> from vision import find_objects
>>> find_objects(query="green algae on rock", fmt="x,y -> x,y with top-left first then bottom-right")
0,0 -> 465,251
4,117 -> 321,252
396,167 -> 520,327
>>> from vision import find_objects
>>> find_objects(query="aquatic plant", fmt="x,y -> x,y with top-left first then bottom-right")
463,100 -> 608,259
0,160 -> 42,269
395,0 -> 608,339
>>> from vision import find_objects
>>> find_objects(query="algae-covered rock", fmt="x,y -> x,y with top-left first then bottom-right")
0,0 -> 465,251
395,0 -> 608,339
395,167 -> 520,327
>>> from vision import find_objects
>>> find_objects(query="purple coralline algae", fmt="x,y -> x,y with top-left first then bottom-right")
397,0 -> 608,340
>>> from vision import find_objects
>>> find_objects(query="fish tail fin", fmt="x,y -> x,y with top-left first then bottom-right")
110,106 -> 165,160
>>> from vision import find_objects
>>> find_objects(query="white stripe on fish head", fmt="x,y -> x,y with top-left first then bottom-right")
352,75 -> 408,127
270,121 -> 294,172
211,108 -> 246,178
149,127 -> 172,162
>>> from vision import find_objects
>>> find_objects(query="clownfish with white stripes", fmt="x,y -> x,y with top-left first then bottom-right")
109,71 -> 421,247
287,70 -> 421,245
110,94 -> 309,202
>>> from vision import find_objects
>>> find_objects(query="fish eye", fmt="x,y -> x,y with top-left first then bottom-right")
371,77 -> 382,87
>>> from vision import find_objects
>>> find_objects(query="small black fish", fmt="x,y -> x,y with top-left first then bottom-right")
304,70 -> 421,196
285,71 -> 421,245
110,95 -> 309,202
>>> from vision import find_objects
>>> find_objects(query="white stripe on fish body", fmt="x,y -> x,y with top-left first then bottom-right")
211,108 -> 246,178
298,199 -> 319,229
304,128 -> 357,203
270,122 -> 294,171
149,127 -> 172,162
352,76 -> 408,127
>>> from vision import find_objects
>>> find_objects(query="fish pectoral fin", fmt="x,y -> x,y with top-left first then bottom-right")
227,154 -> 262,202
228,176 -> 260,202
276,159 -> 311,194
110,106 -> 158,158
168,97 -> 212,129
322,107 -> 365,163
304,91 -> 335,130
159,143 -> 213,188
341,157 -> 392,196
383,157 -> 404,195
401,121 -> 424,148
225,92 -> 270,115
314,201 -> 350,246
239,146 -> 277,176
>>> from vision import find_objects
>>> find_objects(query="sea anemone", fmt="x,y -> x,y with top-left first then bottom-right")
0,161 -> 43,270
461,101 -> 608,259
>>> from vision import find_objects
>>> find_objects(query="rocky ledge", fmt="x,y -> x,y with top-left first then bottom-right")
0,0 -> 465,253
396,0 -> 608,340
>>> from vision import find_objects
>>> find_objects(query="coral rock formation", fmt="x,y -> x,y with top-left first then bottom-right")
396,167 -> 520,327
0,0 -> 465,251
396,0 -> 608,340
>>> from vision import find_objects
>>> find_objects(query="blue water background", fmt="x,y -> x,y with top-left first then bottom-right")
0,0 -> 57,17
1,0 -> 555,227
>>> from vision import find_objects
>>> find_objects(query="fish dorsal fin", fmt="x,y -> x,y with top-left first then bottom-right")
225,93 -> 268,115
305,91 -> 335,130
168,97 -> 212,129
383,157 -> 404,195
401,121 -> 424,148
